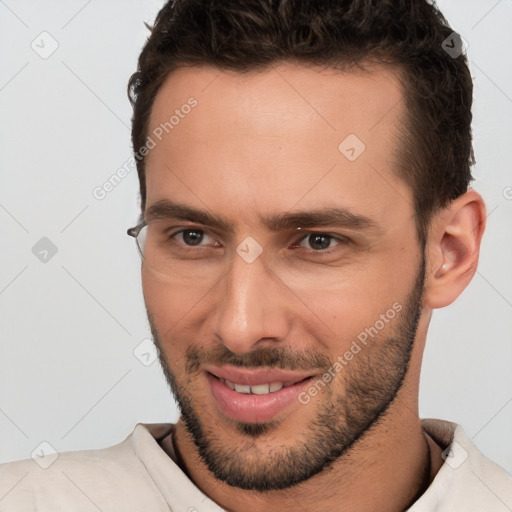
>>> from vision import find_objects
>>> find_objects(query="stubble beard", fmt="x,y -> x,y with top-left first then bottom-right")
148,254 -> 426,491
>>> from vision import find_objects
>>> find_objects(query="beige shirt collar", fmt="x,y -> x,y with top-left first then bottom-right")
131,419 -> 512,511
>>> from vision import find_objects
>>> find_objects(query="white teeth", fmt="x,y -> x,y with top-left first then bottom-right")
234,383 -> 251,394
224,379 -> 235,390
223,379 -> 285,394
251,384 -> 270,395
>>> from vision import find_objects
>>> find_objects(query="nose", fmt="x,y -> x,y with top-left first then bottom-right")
211,245 -> 290,354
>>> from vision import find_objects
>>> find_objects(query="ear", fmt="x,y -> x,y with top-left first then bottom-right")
423,189 -> 486,309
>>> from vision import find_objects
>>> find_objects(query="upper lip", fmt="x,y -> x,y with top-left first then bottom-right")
205,365 -> 314,386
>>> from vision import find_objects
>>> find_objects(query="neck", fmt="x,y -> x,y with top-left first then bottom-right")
172,403 -> 444,512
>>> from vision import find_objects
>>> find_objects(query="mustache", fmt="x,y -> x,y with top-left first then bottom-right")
185,344 -> 332,374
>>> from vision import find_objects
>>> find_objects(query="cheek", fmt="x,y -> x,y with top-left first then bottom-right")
142,271 -> 195,357
142,272 -> 170,322
142,269 -> 206,326
315,271 -> 410,360
326,300 -> 399,350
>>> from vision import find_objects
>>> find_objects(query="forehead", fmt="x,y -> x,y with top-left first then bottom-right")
148,62 -> 405,145
144,62 -> 412,231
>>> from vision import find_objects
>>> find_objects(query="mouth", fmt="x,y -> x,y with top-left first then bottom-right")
205,366 -> 316,423
211,374 -> 311,394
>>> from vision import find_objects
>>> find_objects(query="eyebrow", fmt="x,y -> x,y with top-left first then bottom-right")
145,199 -> 379,233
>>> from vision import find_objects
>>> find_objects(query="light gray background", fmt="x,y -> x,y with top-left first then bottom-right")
1,0 -> 511,475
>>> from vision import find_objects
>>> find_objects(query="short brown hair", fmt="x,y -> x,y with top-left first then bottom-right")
128,0 -> 474,248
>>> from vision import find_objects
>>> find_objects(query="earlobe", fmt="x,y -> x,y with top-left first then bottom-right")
423,190 -> 486,309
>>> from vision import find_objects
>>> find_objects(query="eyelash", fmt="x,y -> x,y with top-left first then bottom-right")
168,228 -> 348,255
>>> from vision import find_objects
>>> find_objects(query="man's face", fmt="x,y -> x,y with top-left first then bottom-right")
142,63 -> 425,490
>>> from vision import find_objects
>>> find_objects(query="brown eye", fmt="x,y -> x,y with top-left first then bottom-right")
179,229 -> 204,246
171,229 -> 221,249
306,234 -> 332,251
296,233 -> 346,253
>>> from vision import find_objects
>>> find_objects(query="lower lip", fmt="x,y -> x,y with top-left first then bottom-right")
206,372 -> 313,423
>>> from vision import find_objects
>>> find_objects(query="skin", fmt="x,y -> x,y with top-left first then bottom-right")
140,63 -> 486,511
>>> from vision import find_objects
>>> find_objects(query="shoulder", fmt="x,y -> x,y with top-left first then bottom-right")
411,418 -> 512,511
0,423 -> 173,511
